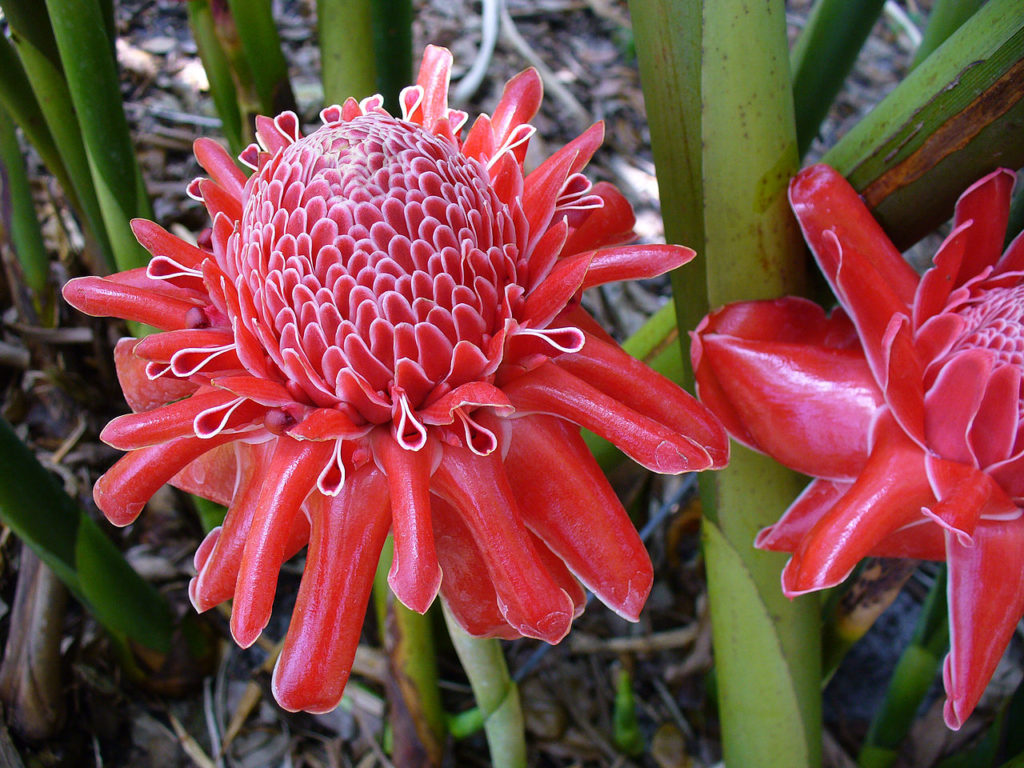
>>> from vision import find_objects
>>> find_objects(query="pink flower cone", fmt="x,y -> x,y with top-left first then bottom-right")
692,163 -> 1024,729
64,46 -> 728,713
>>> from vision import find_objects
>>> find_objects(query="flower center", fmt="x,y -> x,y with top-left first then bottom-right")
953,284 -> 1024,369
230,114 -> 527,418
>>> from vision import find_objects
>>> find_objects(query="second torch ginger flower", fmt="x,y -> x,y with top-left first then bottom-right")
692,163 -> 1024,729
63,46 -> 728,712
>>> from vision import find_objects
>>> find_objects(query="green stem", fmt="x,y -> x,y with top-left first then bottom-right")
318,0 -> 377,105
628,0 -> 704,388
224,0 -> 296,116
370,0 -> 413,114
373,539 -> 445,766
442,603 -> 526,768
699,0 -> 821,764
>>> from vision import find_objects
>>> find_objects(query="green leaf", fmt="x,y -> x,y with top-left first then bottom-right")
370,0 -> 413,112
187,0 -> 245,154
910,0 -> 985,70
43,0 -> 153,271
791,0 -> 887,157
825,0 -> 1024,249
0,417 -> 174,652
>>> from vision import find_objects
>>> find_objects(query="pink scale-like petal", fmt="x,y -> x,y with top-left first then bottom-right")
503,361 -> 713,473
693,302 -> 880,480
789,164 -> 919,306
272,467 -> 390,713
371,430 -> 442,613
948,168 -> 1016,283
944,515 -> 1024,729
419,381 -> 514,424
432,444 -> 575,643
230,437 -> 334,648
924,348 -> 992,466
560,330 -> 728,468
505,415 -> 652,620
95,432 -> 237,526
780,418 -> 935,596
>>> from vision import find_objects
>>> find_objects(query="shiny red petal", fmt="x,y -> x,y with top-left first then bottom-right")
62,276 -> 195,330
371,430 -> 442,613
505,415 -> 653,620
562,182 -> 635,256
560,330 -> 728,468
114,338 -> 198,413
230,436 -> 334,648
414,45 -> 453,132
949,167 -> 1016,283
693,303 -> 880,480
272,467 -> 390,713
754,478 -> 849,553
789,164 -> 918,306
95,432 -> 236,526
100,388 -> 238,449
781,417 -> 934,596
193,137 -> 247,201
432,444 -> 575,643
504,362 -> 714,473
944,515 -> 1024,729
581,244 -> 694,289
924,349 -> 992,466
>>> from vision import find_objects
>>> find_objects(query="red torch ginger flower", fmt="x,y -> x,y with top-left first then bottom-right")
692,163 -> 1024,729
64,46 -> 728,713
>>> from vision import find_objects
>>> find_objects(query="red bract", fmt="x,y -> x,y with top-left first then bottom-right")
692,163 -> 1024,729
64,46 -> 728,713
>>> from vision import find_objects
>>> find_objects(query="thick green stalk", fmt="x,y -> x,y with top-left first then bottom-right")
224,0 -> 296,116
791,0 -> 887,157
0,416 -> 174,653
318,0 -> 377,105
187,0 -> 245,154
825,0 -> 1024,248
1,1 -> 115,271
442,603 -> 526,768
43,0 -> 153,272
373,539 -> 445,766
628,0 -> 704,387
858,569 -> 948,768
371,0 -> 413,115
910,0 -> 985,70
0,104 -> 50,300
700,1 -> 821,765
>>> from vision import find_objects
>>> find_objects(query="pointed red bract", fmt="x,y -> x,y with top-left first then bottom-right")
693,164 -> 1024,729
62,45 -> 727,714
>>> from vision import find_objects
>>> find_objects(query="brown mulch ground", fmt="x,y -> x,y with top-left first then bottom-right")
0,1 -> 1003,766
